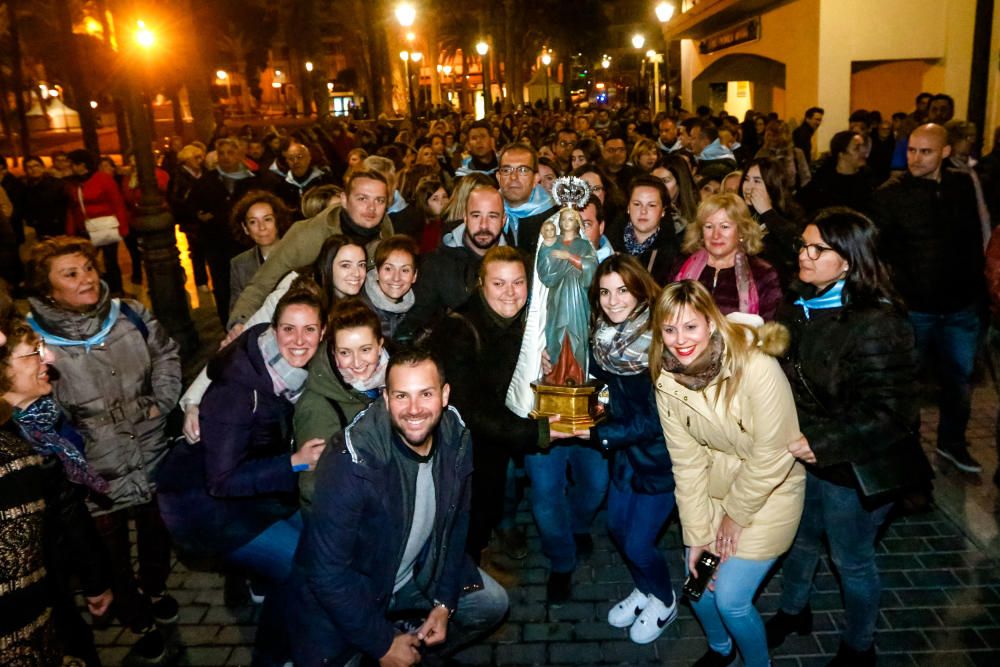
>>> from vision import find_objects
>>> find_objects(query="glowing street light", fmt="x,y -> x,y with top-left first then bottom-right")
395,2 -> 416,27
326,82 -> 334,92
135,20 -> 154,48
90,100 -> 98,109
601,55 -> 611,69
631,34 -> 645,50
476,41 -> 488,56
406,31 -> 415,42
305,61 -> 314,72
646,49 -> 656,58
216,70 -> 228,80
655,1 -> 675,23
411,51 -> 423,62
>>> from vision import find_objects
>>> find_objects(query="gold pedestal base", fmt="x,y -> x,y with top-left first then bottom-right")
530,381 -> 606,434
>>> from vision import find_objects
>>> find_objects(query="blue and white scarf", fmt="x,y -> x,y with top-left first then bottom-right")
503,185 -> 554,239
795,279 -> 846,319
28,299 -> 122,351
623,222 -> 660,256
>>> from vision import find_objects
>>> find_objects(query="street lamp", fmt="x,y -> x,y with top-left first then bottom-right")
631,34 -> 645,50
632,35 -> 646,105
601,55 -> 611,70
395,2 -> 416,27
540,51 -> 552,109
216,70 -> 232,100
656,1 -> 675,114
125,19 -> 197,352
305,61 -> 314,72
411,52 -> 423,111
655,1 -> 675,23
476,40 -> 492,115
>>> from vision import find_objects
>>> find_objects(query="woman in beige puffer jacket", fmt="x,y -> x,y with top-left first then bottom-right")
651,279 -> 804,667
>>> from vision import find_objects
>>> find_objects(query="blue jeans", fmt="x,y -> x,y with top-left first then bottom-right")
778,472 -> 893,651
908,307 -> 982,447
606,461 -> 675,603
228,511 -> 303,584
687,551 -> 776,667
524,443 -> 609,573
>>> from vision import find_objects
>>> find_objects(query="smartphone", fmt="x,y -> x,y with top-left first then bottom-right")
682,551 -> 720,602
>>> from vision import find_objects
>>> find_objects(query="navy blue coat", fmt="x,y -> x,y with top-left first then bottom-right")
157,323 -> 298,557
282,400 -> 478,666
589,351 -> 674,495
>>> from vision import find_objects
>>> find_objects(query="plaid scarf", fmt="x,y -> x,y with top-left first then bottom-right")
13,396 -> 110,494
258,328 -> 310,404
592,306 -> 653,376
623,222 -> 660,256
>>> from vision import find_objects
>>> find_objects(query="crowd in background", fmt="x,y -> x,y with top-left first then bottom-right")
1,90 -> 999,667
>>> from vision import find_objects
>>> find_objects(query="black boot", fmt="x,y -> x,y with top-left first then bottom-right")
765,605 -> 813,648
692,647 -> 736,667
827,640 -> 875,667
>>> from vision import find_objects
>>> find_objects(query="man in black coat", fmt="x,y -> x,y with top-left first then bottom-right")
188,138 -> 276,323
872,123 -> 986,473
273,140 -> 336,214
399,185 -> 508,337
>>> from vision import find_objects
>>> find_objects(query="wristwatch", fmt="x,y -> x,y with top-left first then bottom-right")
432,600 -> 454,618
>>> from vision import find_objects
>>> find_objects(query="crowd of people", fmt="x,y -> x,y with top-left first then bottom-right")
1,89 -> 999,667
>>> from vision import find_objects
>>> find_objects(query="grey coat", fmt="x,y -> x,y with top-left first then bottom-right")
229,246 -> 265,316
28,286 -> 182,514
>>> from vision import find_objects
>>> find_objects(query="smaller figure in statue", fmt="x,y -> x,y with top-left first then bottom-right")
537,207 -> 598,386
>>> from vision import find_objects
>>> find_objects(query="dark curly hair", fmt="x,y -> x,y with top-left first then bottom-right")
229,190 -> 293,244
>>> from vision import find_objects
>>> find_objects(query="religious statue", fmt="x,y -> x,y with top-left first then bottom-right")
505,176 -> 605,434
537,208 -> 597,385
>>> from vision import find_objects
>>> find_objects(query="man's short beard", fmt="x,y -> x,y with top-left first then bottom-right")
467,230 -> 500,250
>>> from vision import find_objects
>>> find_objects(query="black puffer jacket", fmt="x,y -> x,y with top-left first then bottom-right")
778,292 -> 928,491
872,170 -> 985,313
607,221 -> 681,287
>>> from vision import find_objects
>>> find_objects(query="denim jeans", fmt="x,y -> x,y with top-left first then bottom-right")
686,551 -> 776,667
908,306 -> 982,448
340,568 -> 510,667
228,511 -> 303,584
778,472 -> 893,651
524,443 -> 609,573
606,460 -> 676,603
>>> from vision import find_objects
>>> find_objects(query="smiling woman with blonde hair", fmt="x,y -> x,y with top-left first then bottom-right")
651,279 -> 803,667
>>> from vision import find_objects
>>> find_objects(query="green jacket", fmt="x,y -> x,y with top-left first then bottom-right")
227,203 -> 394,328
293,347 -> 374,507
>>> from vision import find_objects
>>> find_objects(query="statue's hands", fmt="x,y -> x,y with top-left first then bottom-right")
540,349 -> 553,376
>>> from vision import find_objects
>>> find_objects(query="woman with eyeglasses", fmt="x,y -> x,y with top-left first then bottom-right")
0,295 -> 115,667
767,208 -> 930,666
23,236 -> 182,661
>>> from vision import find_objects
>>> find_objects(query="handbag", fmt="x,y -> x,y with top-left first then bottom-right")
78,187 -> 123,247
793,360 -> 931,500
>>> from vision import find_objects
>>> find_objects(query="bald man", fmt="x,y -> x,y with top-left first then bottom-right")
873,123 -> 986,473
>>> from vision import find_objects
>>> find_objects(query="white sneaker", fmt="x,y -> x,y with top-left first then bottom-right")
608,588 -> 648,628
629,592 -> 677,644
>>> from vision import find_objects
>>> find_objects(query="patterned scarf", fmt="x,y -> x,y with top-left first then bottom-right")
623,222 -> 660,256
13,396 -> 110,494
592,306 -> 653,376
661,330 -> 725,391
339,348 -> 389,398
795,279 -> 846,319
258,328 -> 310,403
676,249 -> 760,315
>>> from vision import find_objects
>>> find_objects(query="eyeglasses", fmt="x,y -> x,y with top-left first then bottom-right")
498,165 -> 533,176
793,238 -> 836,260
14,340 -> 46,361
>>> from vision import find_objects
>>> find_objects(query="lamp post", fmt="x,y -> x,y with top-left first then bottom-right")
656,1 -> 675,113
541,51 -> 552,109
400,51 -> 415,118
411,51 -> 423,112
631,34 -> 645,105
476,40 -> 491,117
646,49 -> 663,115
126,20 -> 197,353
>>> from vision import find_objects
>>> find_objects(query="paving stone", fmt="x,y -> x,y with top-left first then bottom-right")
524,622 -> 574,642
225,646 -> 253,665
883,607 -> 943,629
495,642 -> 547,665
572,621 -> 627,641
924,627 -> 987,651
547,601 -> 595,621
548,641 -> 601,663
597,639 -> 657,663
451,644 -> 493,665
180,647 -> 232,666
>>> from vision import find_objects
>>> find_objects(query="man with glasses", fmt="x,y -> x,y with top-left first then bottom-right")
497,144 -> 558,255
275,140 -> 335,212
602,136 -> 641,195
552,129 -> 579,175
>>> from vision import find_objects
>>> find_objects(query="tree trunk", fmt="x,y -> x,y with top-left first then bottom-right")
426,21 -> 441,107
181,0 -> 218,141
55,0 -> 100,154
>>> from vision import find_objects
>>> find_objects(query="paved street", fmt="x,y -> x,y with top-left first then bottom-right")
93,298 -> 1000,667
